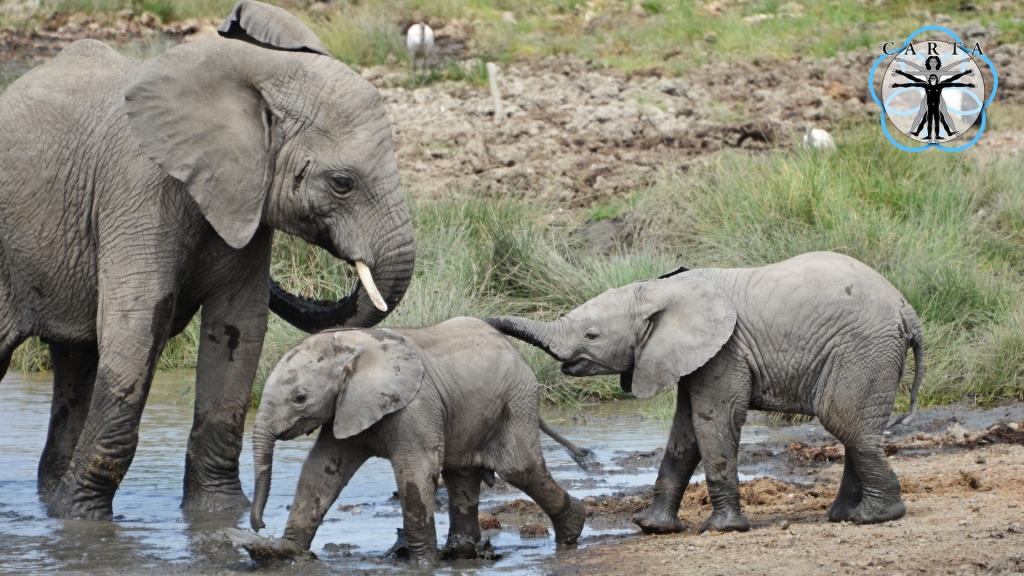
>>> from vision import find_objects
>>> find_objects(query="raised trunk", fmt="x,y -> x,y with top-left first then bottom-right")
250,423 -> 276,532
483,316 -> 573,361
269,233 -> 415,333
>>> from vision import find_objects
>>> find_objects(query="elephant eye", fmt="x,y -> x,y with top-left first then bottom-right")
328,173 -> 355,196
294,392 -> 308,404
584,329 -> 600,341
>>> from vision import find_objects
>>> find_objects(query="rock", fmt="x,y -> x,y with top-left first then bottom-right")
479,512 -> 502,530
1008,522 -> 1022,534
946,422 -> 969,440
502,11 -> 516,23
780,520 -> 791,530
519,523 -> 549,538
657,78 -> 685,96
743,13 -> 774,25
779,2 -> 804,18
321,542 -> 358,557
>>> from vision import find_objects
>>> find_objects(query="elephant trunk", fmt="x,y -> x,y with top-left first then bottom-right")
250,421 -> 276,532
269,208 -> 416,333
483,316 -> 573,361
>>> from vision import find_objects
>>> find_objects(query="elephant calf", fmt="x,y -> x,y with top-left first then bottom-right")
249,318 -> 587,564
486,252 -> 924,534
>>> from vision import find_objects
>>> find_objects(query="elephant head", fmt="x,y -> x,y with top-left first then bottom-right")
250,328 -> 424,531
125,0 -> 414,331
485,276 -> 737,398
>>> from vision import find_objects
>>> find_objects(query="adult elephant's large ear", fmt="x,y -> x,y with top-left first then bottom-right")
630,277 -> 737,399
124,40 -> 283,249
217,0 -> 330,56
331,329 -> 424,440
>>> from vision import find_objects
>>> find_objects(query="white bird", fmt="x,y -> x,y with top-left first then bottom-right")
406,22 -> 434,86
802,125 -> 836,152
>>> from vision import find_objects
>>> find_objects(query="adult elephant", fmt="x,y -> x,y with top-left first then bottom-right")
0,1 -> 415,520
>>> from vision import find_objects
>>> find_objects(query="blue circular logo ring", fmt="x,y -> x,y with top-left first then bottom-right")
869,25 -> 998,152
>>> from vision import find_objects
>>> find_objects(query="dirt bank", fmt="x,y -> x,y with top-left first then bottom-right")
4,14 -> 1023,207
525,406 -> 1024,576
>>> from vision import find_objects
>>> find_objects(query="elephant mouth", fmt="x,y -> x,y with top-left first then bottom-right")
280,423 -> 322,441
561,358 -> 618,377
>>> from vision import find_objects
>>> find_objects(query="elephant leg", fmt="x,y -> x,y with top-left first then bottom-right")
633,385 -> 701,534
46,290 -> 175,519
440,469 -> 482,559
499,461 -> 585,545
283,430 -> 370,550
827,457 -> 863,522
843,443 -> 905,524
393,456 -> 442,565
183,230 -> 272,513
38,341 -> 99,498
818,348 -> 905,525
689,353 -> 752,533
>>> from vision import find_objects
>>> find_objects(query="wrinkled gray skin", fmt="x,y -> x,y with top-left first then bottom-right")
0,1 -> 414,520
486,252 -> 924,534
251,318 -> 587,565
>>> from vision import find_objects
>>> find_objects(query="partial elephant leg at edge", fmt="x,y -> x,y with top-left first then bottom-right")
633,385 -> 701,535
38,341 -> 99,498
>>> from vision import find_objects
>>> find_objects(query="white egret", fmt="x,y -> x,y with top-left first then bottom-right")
406,22 -> 434,86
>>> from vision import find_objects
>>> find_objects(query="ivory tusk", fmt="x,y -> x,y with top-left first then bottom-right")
355,261 -> 388,312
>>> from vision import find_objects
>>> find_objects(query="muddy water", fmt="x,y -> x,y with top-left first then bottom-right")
0,371 -> 783,575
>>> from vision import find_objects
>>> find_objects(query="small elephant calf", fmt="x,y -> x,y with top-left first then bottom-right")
248,318 -> 587,564
487,252 -> 924,534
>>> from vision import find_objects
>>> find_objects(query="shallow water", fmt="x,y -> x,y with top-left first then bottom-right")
0,371 -> 779,575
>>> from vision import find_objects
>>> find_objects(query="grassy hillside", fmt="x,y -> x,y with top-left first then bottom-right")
14,0 -> 1024,75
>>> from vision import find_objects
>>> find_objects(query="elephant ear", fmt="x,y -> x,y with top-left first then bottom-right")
332,329 -> 424,440
217,0 -> 331,56
630,277 -> 737,399
125,40 -> 279,249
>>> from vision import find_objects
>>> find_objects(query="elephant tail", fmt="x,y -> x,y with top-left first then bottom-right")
539,419 -> 599,471
891,307 -> 924,428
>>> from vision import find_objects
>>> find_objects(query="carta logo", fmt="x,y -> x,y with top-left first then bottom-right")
869,26 -> 998,152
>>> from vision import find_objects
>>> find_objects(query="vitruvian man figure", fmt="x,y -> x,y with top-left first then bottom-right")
889,55 -> 976,141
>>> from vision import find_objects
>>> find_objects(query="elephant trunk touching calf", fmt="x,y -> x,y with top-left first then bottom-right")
487,252 -> 924,534
249,318 -> 588,564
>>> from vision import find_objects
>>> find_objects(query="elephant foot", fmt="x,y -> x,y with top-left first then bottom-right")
699,509 -> 750,533
223,528 -> 316,564
46,483 -> 114,520
440,535 -> 499,560
632,505 -> 686,535
849,499 -> 906,525
182,488 -> 251,513
827,495 -> 862,523
551,496 -> 586,545
440,533 -> 478,560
